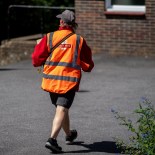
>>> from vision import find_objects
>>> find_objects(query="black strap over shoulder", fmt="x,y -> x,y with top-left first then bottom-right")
49,32 -> 75,53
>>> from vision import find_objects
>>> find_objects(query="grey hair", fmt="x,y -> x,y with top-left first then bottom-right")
62,20 -> 78,32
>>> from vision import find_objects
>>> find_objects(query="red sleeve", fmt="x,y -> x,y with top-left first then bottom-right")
80,39 -> 94,72
31,35 -> 49,67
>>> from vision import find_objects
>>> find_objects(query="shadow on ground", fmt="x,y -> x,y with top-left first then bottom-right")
0,68 -> 30,71
77,90 -> 90,93
64,141 -> 123,154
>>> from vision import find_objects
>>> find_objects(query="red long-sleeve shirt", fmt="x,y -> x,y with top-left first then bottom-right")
32,27 -> 94,72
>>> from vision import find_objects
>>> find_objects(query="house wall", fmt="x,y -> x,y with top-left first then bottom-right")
75,0 -> 155,56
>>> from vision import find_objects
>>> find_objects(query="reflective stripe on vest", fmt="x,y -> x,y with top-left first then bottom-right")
42,73 -> 79,82
49,32 -> 54,49
47,32 -> 54,62
44,61 -> 81,70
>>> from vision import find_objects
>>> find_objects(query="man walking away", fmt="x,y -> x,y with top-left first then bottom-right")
32,10 -> 94,153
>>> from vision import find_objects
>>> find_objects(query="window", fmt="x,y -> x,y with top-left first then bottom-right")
105,0 -> 145,13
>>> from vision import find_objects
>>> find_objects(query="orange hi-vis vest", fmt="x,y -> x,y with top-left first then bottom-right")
41,30 -> 84,94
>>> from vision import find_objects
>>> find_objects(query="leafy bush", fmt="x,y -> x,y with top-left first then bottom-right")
111,97 -> 155,155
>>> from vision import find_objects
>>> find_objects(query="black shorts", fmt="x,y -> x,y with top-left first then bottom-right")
49,90 -> 76,109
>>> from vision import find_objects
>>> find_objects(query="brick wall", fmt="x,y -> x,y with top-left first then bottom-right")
75,0 -> 155,56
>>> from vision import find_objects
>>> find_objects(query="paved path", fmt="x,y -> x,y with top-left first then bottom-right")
0,54 -> 155,155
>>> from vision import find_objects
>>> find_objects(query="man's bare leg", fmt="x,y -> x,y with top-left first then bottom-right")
50,105 -> 68,139
62,111 -> 71,136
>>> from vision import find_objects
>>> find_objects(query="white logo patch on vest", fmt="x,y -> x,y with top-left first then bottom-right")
59,40 -> 71,50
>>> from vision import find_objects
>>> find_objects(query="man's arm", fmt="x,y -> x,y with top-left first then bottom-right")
80,39 -> 94,72
31,35 -> 49,67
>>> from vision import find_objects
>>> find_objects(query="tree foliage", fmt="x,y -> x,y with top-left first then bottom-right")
0,0 -> 74,42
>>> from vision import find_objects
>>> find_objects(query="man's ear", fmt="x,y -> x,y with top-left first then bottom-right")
59,19 -> 64,26
60,19 -> 64,24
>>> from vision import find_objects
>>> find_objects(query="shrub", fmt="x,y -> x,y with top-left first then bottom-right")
111,97 -> 155,155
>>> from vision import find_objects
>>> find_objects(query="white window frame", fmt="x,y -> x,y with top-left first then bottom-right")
105,0 -> 146,13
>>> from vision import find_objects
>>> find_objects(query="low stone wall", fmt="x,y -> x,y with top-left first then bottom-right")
0,34 -> 42,66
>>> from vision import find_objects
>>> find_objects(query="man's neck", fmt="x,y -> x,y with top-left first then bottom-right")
59,26 -> 74,32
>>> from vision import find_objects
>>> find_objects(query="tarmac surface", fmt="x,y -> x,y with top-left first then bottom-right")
0,53 -> 155,155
